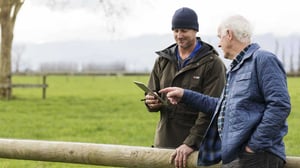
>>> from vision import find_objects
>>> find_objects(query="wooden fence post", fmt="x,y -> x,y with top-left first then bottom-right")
42,75 -> 47,99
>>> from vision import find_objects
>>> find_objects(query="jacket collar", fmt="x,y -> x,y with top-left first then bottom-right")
155,37 -> 218,63
231,43 -> 260,71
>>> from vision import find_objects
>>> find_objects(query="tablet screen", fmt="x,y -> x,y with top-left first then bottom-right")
133,81 -> 167,105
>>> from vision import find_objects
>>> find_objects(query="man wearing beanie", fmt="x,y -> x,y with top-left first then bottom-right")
143,7 -> 226,168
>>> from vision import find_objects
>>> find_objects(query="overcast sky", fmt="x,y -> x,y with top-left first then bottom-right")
14,0 -> 300,43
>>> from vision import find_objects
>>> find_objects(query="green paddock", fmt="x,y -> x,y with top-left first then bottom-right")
0,75 -> 299,168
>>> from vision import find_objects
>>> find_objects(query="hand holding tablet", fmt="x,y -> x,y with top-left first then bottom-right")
133,81 -> 168,105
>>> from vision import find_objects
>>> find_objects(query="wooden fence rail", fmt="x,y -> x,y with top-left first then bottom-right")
0,75 -> 48,99
0,138 -> 299,168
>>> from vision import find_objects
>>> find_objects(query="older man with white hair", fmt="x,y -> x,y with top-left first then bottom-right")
160,15 -> 291,168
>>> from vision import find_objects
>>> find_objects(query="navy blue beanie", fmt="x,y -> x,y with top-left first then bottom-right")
171,7 -> 199,31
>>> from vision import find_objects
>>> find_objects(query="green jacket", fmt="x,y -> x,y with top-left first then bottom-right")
147,38 -> 226,149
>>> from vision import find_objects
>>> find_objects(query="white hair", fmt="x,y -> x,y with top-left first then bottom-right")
218,15 -> 253,43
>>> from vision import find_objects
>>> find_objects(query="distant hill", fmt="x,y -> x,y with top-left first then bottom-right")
14,33 -> 300,73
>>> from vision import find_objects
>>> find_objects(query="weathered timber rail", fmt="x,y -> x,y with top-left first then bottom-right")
0,139 -> 299,168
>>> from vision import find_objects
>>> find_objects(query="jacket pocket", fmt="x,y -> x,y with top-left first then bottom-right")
236,72 -> 252,81
231,72 -> 252,96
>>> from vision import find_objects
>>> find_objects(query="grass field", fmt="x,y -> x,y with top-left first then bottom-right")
0,75 -> 299,168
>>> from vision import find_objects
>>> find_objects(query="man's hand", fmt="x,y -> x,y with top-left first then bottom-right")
145,94 -> 162,109
159,87 -> 184,104
245,146 -> 255,153
169,144 -> 194,168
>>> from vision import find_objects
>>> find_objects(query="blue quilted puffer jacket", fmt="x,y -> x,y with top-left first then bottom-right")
181,43 -> 291,165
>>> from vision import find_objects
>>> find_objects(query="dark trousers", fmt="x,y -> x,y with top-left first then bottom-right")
221,151 -> 284,168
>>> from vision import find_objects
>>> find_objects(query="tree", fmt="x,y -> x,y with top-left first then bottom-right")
12,44 -> 26,73
275,38 -> 286,70
32,0 -> 144,37
0,0 -> 24,99
298,39 -> 300,73
0,0 -> 154,99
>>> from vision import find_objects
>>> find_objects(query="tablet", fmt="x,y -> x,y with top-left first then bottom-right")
133,81 -> 167,105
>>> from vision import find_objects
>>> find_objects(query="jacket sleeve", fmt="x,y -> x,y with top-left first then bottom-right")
247,51 -> 291,152
183,56 -> 226,148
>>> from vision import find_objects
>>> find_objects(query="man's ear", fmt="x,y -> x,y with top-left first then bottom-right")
227,30 -> 233,40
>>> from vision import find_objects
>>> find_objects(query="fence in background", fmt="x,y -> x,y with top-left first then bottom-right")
0,75 -> 48,99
